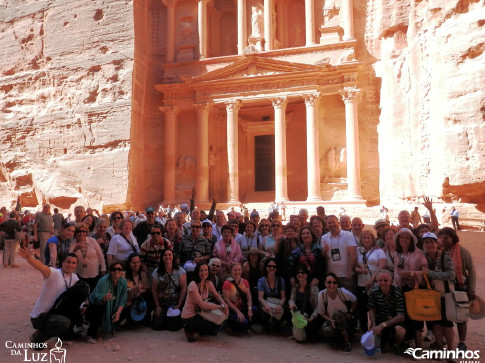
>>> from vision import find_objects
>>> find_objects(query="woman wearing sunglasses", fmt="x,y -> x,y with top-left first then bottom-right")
69,223 -> 106,292
86,262 -> 127,343
318,272 -> 357,354
257,258 -> 286,330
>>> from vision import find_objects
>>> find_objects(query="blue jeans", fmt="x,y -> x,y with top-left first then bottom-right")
31,314 -> 71,342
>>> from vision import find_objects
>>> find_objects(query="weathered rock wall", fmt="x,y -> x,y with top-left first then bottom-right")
365,0 -> 485,205
0,0 -> 134,211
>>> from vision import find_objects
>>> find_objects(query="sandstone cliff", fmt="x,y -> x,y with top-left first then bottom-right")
0,0 -> 134,211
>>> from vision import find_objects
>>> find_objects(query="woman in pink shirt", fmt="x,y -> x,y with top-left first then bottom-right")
181,262 -> 228,342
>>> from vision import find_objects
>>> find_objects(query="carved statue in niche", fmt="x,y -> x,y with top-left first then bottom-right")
251,6 -> 263,37
322,0 -> 341,25
180,18 -> 193,40
324,145 -> 346,179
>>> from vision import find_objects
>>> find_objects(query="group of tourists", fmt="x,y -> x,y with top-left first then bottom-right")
1,198 -> 478,357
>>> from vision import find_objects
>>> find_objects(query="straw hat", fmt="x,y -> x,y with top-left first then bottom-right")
469,296 -> 485,320
247,247 -> 263,256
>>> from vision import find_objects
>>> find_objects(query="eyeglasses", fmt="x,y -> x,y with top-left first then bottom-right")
297,271 -> 307,275
377,279 -> 390,282
191,225 -> 201,229
272,224 -> 281,228
151,232 -> 161,235
76,230 -> 88,234
326,281 -> 338,285
113,217 -> 122,220
147,212 -> 154,215
110,267 -> 124,272
261,224 -> 270,227
202,225 -> 212,228
267,265 -> 277,269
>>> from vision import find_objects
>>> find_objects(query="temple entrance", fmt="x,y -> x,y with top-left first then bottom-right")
254,135 -> 275,191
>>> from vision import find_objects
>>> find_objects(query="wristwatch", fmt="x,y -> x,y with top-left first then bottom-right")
220,304 -> 226,309
382,322 -> 387,328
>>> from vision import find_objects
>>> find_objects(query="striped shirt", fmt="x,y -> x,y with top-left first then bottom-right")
367,285 -> 405,323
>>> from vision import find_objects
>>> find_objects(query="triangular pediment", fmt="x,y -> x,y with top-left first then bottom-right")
189,55 -> 328,83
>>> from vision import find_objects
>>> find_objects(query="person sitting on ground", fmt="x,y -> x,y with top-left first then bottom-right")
223,262 -> 254,334
181,262 -> 228,342
152,249 -> 187,331
288,265 -> 322,342
318,272 -> 357,354
257,257 -> 286,330
368,270 -> 406,356
86,262 -> 127,343
18,249 -> 88,344
124,253 -> 150,326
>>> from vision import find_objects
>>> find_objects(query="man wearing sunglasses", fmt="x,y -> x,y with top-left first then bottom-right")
140,225 -> 172,280
133,207 -> 164,244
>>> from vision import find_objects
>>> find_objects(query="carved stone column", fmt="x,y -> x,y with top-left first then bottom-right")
237,0 -> 246,54
341,0 -> 354,41
304,0 -> 315,46
195,103 -> 210,202
163,106 -> 178,203
162,0 -> 176,63
304,93 -> 321,201
340,87 -> 362,200
272,97 -> 289,202
197,0 -> 207,58
225,100 -> 242,204
263,0 -> 273,50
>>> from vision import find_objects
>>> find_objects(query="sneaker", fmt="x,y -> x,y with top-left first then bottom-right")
424,330 -> 434,342
457,342 -> 467,351
342,342 -> 352,354
73,324 -> 84,333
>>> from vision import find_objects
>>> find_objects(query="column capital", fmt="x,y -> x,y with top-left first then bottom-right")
162,0 -> 176,7
224,99 -> 242,112
160,105 -> 179,116
303,93 -> 321,106
272,96 -> 288,109
193,103 -> 211,113
340,87 -> 360,103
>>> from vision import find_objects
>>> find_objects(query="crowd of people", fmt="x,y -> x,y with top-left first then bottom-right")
0,199 -> 477,357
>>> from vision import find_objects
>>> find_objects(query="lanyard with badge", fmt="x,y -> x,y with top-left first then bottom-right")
330,235 -> 341,261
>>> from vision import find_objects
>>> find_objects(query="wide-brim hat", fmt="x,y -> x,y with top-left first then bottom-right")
130,298 -> 147,322
469,296 -> 485,320
394,228 -> 418,246
374,219 -> 390,227
183,260 -> 197,272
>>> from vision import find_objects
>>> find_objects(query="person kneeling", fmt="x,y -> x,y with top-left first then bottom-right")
368,270 -> 406,356
85,262 -> 127,342
318,273 -> 357,354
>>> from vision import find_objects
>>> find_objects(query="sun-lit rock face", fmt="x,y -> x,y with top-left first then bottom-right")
0,0 -> 134,211
366,0 -> 485,204
0,0 -> 484,213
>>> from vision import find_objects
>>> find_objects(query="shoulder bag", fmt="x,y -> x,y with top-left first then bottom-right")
404,273 -> 441,321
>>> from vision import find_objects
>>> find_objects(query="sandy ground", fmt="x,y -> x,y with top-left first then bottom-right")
1,231 -> 484,363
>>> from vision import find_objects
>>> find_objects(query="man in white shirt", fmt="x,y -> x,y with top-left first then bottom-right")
321,215 -> 357,291
18,248 -> 84,345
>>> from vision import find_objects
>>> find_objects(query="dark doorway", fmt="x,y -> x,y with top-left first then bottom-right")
255,135 -> 275,191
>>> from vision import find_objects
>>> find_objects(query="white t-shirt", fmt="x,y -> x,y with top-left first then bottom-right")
31,268 -> 80,318
107,234 -> 140,262
356,247 -> 386,286
318,287 -> 356,317
321,230 -> 357,277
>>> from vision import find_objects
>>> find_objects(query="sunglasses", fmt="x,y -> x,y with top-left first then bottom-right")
211,265 -> 221,268
326,280 -> 338,285
297,271 -> 308,275
191,225 -> 201,228
111,267 -> 124,272
267,265 -> 277,269
112,217 -> 122,220
272,224 -> 281,228
76,230 -> 88,234
261,224 -> 270,227
151,231 -> 161,235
